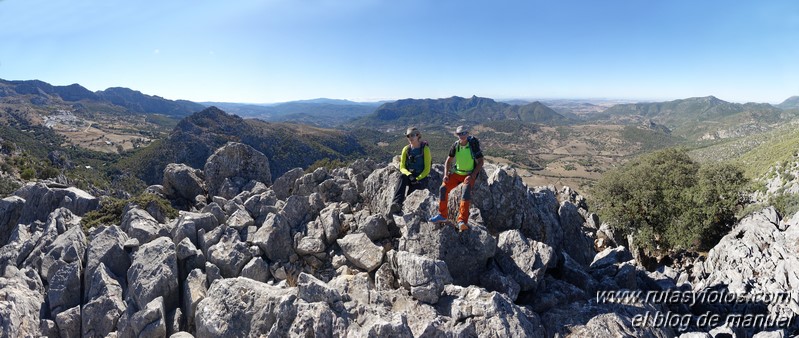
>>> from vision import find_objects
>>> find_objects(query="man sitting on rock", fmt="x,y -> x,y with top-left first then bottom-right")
429,125 -> 484,231
389,127 -> 432,215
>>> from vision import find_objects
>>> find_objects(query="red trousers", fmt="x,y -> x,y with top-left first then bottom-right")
438,173 -> 474,223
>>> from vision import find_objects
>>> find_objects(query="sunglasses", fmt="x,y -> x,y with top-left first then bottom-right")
456,132 -> 468,136
406,134 -> 418,138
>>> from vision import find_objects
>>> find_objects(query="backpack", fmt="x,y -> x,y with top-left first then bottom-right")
404,141 -> 428,166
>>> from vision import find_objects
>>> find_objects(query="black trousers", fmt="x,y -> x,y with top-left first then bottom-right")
392,175 -> 428,206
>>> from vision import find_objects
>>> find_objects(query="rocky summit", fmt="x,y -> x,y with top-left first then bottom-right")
0,142 -> 795,337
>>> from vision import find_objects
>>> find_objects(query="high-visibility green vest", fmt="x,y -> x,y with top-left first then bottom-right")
454,142 -> 475,175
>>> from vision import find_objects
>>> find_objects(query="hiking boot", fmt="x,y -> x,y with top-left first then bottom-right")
457,221 -> 469,232
429,214 -> 447,223
389,203 -> 402,215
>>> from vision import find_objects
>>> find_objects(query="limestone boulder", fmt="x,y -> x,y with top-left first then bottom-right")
0,267 -> 44,338
82,263 -> 126,338
14,183 -> 98,224
163,163 -> 206,202
121,207 -> 169,245
194,277 -> 298,338
207,227 -> 252,278
495,229 -> 557,292
388,250 -> 452,304
271,167 -> 305,200
337,233 -> 384,272
252,213 -> 293,262
127,237 -> 179,312
0,196 -> 24,246
204,142 -> 271,199
439,284 -> 546,337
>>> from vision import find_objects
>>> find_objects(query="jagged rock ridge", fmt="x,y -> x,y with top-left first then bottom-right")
0,142 -> 794,337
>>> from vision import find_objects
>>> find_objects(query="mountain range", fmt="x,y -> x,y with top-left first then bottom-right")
202,99 -> 382,126
594,96 -> 797,139
4,78 -> 799,136
598,96 -> 781,120
349,95 -> 572,130
0,79 -> 205,117
4,77 -> 799,196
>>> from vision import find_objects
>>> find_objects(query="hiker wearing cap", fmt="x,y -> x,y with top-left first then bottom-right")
389,127 -> 432,214
429,125 -> 484,231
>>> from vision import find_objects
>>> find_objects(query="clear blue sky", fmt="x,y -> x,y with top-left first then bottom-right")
1,0 -> 797,104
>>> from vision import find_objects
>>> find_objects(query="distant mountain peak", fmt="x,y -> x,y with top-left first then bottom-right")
97,86 -> 205,116
681,95 -> 725,105
181,106 -> 244,128
194,106 -> 229,117
351,95 -> 570,128
289,98 -> 357,105
778,96 -> 799,110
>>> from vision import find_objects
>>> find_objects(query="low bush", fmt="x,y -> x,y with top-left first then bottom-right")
0,176 -> 21,196
81,193 -> 178,232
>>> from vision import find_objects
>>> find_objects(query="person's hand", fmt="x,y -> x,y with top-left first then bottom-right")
443,174 -> 450,183
464,175 -> 472,186
408,175 -> 417,183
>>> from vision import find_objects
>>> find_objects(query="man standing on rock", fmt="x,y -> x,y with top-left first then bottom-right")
430,125 -> 483,231
390,127 -> 432,214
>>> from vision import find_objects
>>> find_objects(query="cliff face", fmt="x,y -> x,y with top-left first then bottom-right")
0,142 -> 794,337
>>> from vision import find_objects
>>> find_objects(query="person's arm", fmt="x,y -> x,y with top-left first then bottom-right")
443,143 -> 456,182
470,157 -> 484,182
418,146 -> 432,179
399,146 -> 412,176
443,156 -> 453,182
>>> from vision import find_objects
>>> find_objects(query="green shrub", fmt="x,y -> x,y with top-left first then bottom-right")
20,168 -> 35,180
37,166 -> 60,179
81,193 -> 178,232
578,158 -> 593,167
306,158 -> 348,173
770,193 -> 799,218
0,176 -> 21,196
592,148 -> 748,252
1,140 -> 16,153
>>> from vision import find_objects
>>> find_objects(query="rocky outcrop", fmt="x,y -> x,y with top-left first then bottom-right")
394,189 -> 497,286
162,163 -> 206,203
496,229 -> 556,292
0,266 -> 44,338
194,277 -> 298,337
126,237 -> 179,314
0,196 -> 24,246
676,207 -> 799,335
337,233 -> 383,272
13,182 -> 98,224
388,250 -> 452,304
121,206 -> 169,245
5,141 -> 792,337
204,142 -> 271,199
83,263 -> 126,338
